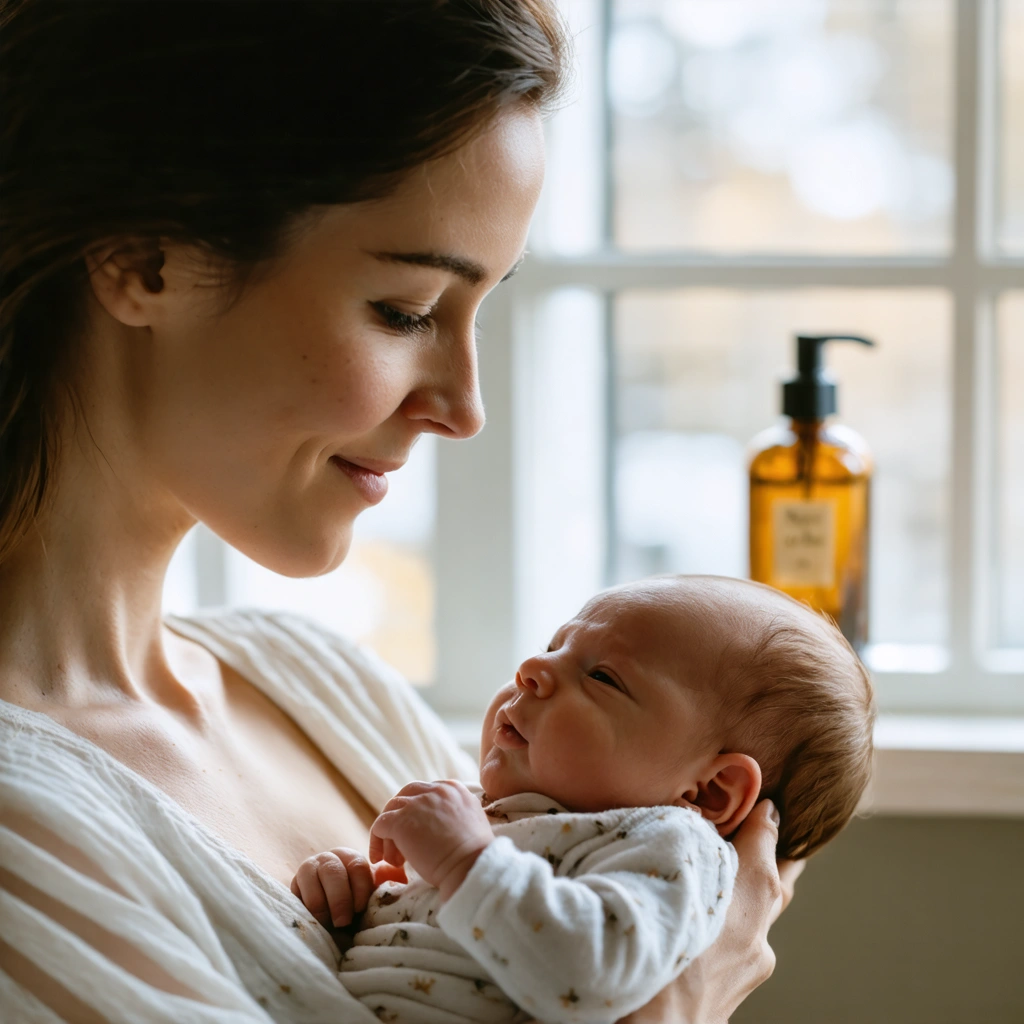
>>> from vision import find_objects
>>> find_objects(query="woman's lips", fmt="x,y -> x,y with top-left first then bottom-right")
330,456 -> 388,505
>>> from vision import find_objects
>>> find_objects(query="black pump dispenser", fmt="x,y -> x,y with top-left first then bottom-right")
782,334 -> 875,420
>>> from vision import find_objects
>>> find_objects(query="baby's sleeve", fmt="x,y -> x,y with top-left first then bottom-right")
435,807 -> 738,1024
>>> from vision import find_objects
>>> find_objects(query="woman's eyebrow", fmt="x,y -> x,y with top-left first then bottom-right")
365,249 -> 526,285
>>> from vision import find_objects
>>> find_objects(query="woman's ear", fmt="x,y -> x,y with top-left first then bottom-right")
675,753 -> 762,837
85,239 -> 167,327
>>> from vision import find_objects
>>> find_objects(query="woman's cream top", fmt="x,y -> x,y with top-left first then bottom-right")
0,608 -> 478,1023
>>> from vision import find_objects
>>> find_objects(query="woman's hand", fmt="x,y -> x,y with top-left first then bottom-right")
290,847 -> 375,929
369,779 -> 494,902
615,799 -> 804,1024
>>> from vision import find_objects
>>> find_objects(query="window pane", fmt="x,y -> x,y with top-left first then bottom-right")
517,289 -> 608,648
612,289 -> 951,648
1000,0 -> 1024,252
997,294 -> 1024,648
223,437 -> 437,684
535,0 -> 606,255
610,0 -> 954,254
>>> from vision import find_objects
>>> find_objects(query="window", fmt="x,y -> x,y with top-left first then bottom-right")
168,0 -> 1023,717
435,0 -> 1024,717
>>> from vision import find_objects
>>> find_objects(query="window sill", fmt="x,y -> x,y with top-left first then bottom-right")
860,715 -> 1024,818
442,714 -> 1024,819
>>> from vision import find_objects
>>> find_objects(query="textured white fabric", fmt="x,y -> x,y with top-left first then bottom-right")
341,786 -> 738,1024
0,608 -> 478,1023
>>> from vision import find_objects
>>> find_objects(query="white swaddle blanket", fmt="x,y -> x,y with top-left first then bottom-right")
0,608 -> 478,1023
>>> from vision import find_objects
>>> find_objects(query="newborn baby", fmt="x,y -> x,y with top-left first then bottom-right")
291,575 -> 875,1024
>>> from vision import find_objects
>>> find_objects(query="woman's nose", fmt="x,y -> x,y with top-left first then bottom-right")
401,324 -> 485,440
515,658 -> 556,699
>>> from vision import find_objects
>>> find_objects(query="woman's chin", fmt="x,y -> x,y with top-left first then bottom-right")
220,521 -> 355,579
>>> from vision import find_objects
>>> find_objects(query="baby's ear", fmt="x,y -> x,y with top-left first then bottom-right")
675,754 -> 762,838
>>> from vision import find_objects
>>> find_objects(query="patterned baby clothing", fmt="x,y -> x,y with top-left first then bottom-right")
340,784 -> 738,1024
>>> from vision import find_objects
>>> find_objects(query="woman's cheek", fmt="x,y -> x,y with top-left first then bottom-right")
322,347 -> 410,429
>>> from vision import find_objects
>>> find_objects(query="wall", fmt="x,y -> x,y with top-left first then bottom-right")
733,816 -> 1024,1024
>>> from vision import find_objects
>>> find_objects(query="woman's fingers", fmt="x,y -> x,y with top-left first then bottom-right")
731,799 -> 783,920
725,799 -> 785,990
775,858 -> 806,919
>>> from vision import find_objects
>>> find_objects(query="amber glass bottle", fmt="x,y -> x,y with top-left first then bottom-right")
749,335 -> 875,652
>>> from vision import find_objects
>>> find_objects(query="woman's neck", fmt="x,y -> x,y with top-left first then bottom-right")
0,444 -> 203,713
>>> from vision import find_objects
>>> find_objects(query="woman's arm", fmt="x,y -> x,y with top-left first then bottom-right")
614,800 -> 803,1024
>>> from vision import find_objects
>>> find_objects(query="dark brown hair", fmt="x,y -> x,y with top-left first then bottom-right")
0,0 -> 569,563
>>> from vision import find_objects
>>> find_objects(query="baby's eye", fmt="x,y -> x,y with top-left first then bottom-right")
588,670 -> 619,689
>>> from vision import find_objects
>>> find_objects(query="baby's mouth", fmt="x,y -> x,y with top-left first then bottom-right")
495,711 -> 528,750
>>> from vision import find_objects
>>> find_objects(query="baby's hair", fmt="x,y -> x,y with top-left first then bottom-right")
720,603 -> 875,860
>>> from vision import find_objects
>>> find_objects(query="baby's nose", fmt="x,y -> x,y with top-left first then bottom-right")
516,662 -> 556,699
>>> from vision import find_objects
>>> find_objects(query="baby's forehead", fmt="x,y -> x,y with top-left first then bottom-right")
584,577 -> 773,629
580,577 -> 828,669
574,582 -> 730,667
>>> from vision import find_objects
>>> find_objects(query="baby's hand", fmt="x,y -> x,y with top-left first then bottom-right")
370,780 -> 494,902
290,847 -> 374,929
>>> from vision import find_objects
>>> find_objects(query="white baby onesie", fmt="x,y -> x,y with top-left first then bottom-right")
339,784 -> 738,1024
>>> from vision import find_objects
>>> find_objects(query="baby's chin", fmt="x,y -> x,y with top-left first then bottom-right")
478,757 -> 522,801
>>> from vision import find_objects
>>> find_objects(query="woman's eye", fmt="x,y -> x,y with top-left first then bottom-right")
588,670 -> 619,689
370,301 -> 436,335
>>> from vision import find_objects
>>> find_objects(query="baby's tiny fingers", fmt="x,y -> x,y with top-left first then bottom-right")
368,829 -> 384,865
372,861 -> 408,886
369,810 -> 401,860
334,850 -> 374,912
316,856 -> 357,927
392,780 -> 434,797
293,855 -> 332,927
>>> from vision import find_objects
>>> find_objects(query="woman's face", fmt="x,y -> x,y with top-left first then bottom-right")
88,107 -> 545,576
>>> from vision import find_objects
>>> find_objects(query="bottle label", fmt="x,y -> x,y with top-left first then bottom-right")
772,500 -> 836,587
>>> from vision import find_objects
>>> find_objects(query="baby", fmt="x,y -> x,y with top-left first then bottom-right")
291,575 -> 875,1024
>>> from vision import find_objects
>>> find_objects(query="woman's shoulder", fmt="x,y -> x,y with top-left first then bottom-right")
164,606 -> 427,721
164,607 -> 478,800
165,605 -> 392,691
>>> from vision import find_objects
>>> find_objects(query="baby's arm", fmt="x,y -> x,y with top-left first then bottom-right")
290,847 -> 375,929
435,809 -> 738,1024
368,782 -> 739,1024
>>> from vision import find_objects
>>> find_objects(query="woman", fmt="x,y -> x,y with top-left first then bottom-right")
0,1 -> 800,1020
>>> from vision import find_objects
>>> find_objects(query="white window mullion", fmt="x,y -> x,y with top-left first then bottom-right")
948,0 -> 996,672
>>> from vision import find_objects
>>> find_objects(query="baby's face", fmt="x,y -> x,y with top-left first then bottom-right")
479,582 -> 723,813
